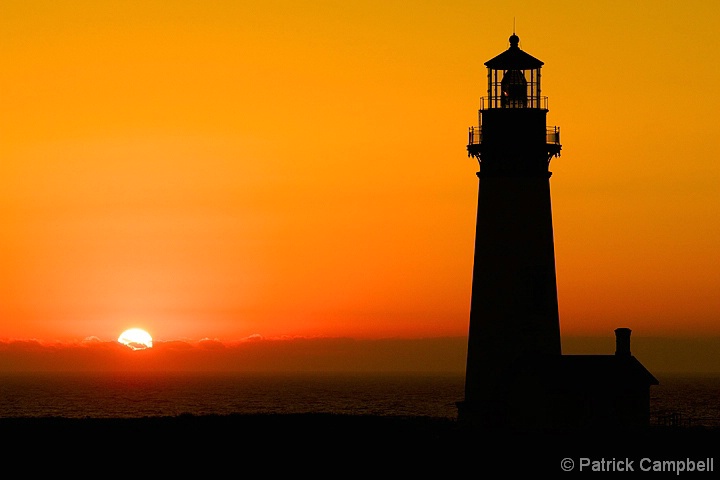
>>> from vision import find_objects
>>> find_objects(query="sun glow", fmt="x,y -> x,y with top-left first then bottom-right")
118,328 -> 153,350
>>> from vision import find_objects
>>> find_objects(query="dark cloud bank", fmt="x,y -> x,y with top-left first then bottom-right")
1,335 -> 719,374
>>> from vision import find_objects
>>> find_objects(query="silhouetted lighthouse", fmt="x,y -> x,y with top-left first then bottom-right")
458,34 -> 563,428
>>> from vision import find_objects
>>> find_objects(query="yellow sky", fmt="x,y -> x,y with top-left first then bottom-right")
2,0 -> 720,344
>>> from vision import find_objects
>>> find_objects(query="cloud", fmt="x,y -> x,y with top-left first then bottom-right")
197,339 -> 225,350
1,336 -> 718,375
0,337 -> 467,374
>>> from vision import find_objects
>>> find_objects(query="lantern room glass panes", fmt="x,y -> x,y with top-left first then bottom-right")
487,68 -> 542,109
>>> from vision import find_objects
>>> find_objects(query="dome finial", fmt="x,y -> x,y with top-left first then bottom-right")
509,17 -> 519,48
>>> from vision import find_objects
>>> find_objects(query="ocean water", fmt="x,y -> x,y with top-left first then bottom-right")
0,372 -> 718,426
650,373 -> 720,428
0,372 -> 464,419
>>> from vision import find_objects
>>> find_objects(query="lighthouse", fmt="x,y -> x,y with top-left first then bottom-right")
457,33 -> 563,428
457,34 -> 659,431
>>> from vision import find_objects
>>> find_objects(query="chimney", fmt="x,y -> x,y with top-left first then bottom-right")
614,328 -> 632,357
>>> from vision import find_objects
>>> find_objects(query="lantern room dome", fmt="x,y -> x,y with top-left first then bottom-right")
484,34 -> 543,70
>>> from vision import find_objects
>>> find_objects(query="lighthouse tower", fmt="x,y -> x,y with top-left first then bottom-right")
458,34 -> 563,428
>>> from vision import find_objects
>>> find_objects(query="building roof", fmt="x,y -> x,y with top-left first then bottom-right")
510,353 -> 660,389
485,34 -> 544,70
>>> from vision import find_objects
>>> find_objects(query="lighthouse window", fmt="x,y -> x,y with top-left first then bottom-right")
501,69 -> 528,108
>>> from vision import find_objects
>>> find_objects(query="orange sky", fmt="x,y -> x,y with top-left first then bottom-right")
2,1 -> 720,365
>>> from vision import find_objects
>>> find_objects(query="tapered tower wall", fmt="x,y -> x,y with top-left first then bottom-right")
459,35 -> 562,428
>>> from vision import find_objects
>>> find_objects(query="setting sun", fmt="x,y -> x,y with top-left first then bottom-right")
118,328 -> 153,350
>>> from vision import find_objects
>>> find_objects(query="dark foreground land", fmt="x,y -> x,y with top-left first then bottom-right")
3,414 -> 718,476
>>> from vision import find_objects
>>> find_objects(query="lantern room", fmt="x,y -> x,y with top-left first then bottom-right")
485,34 -> 544,109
